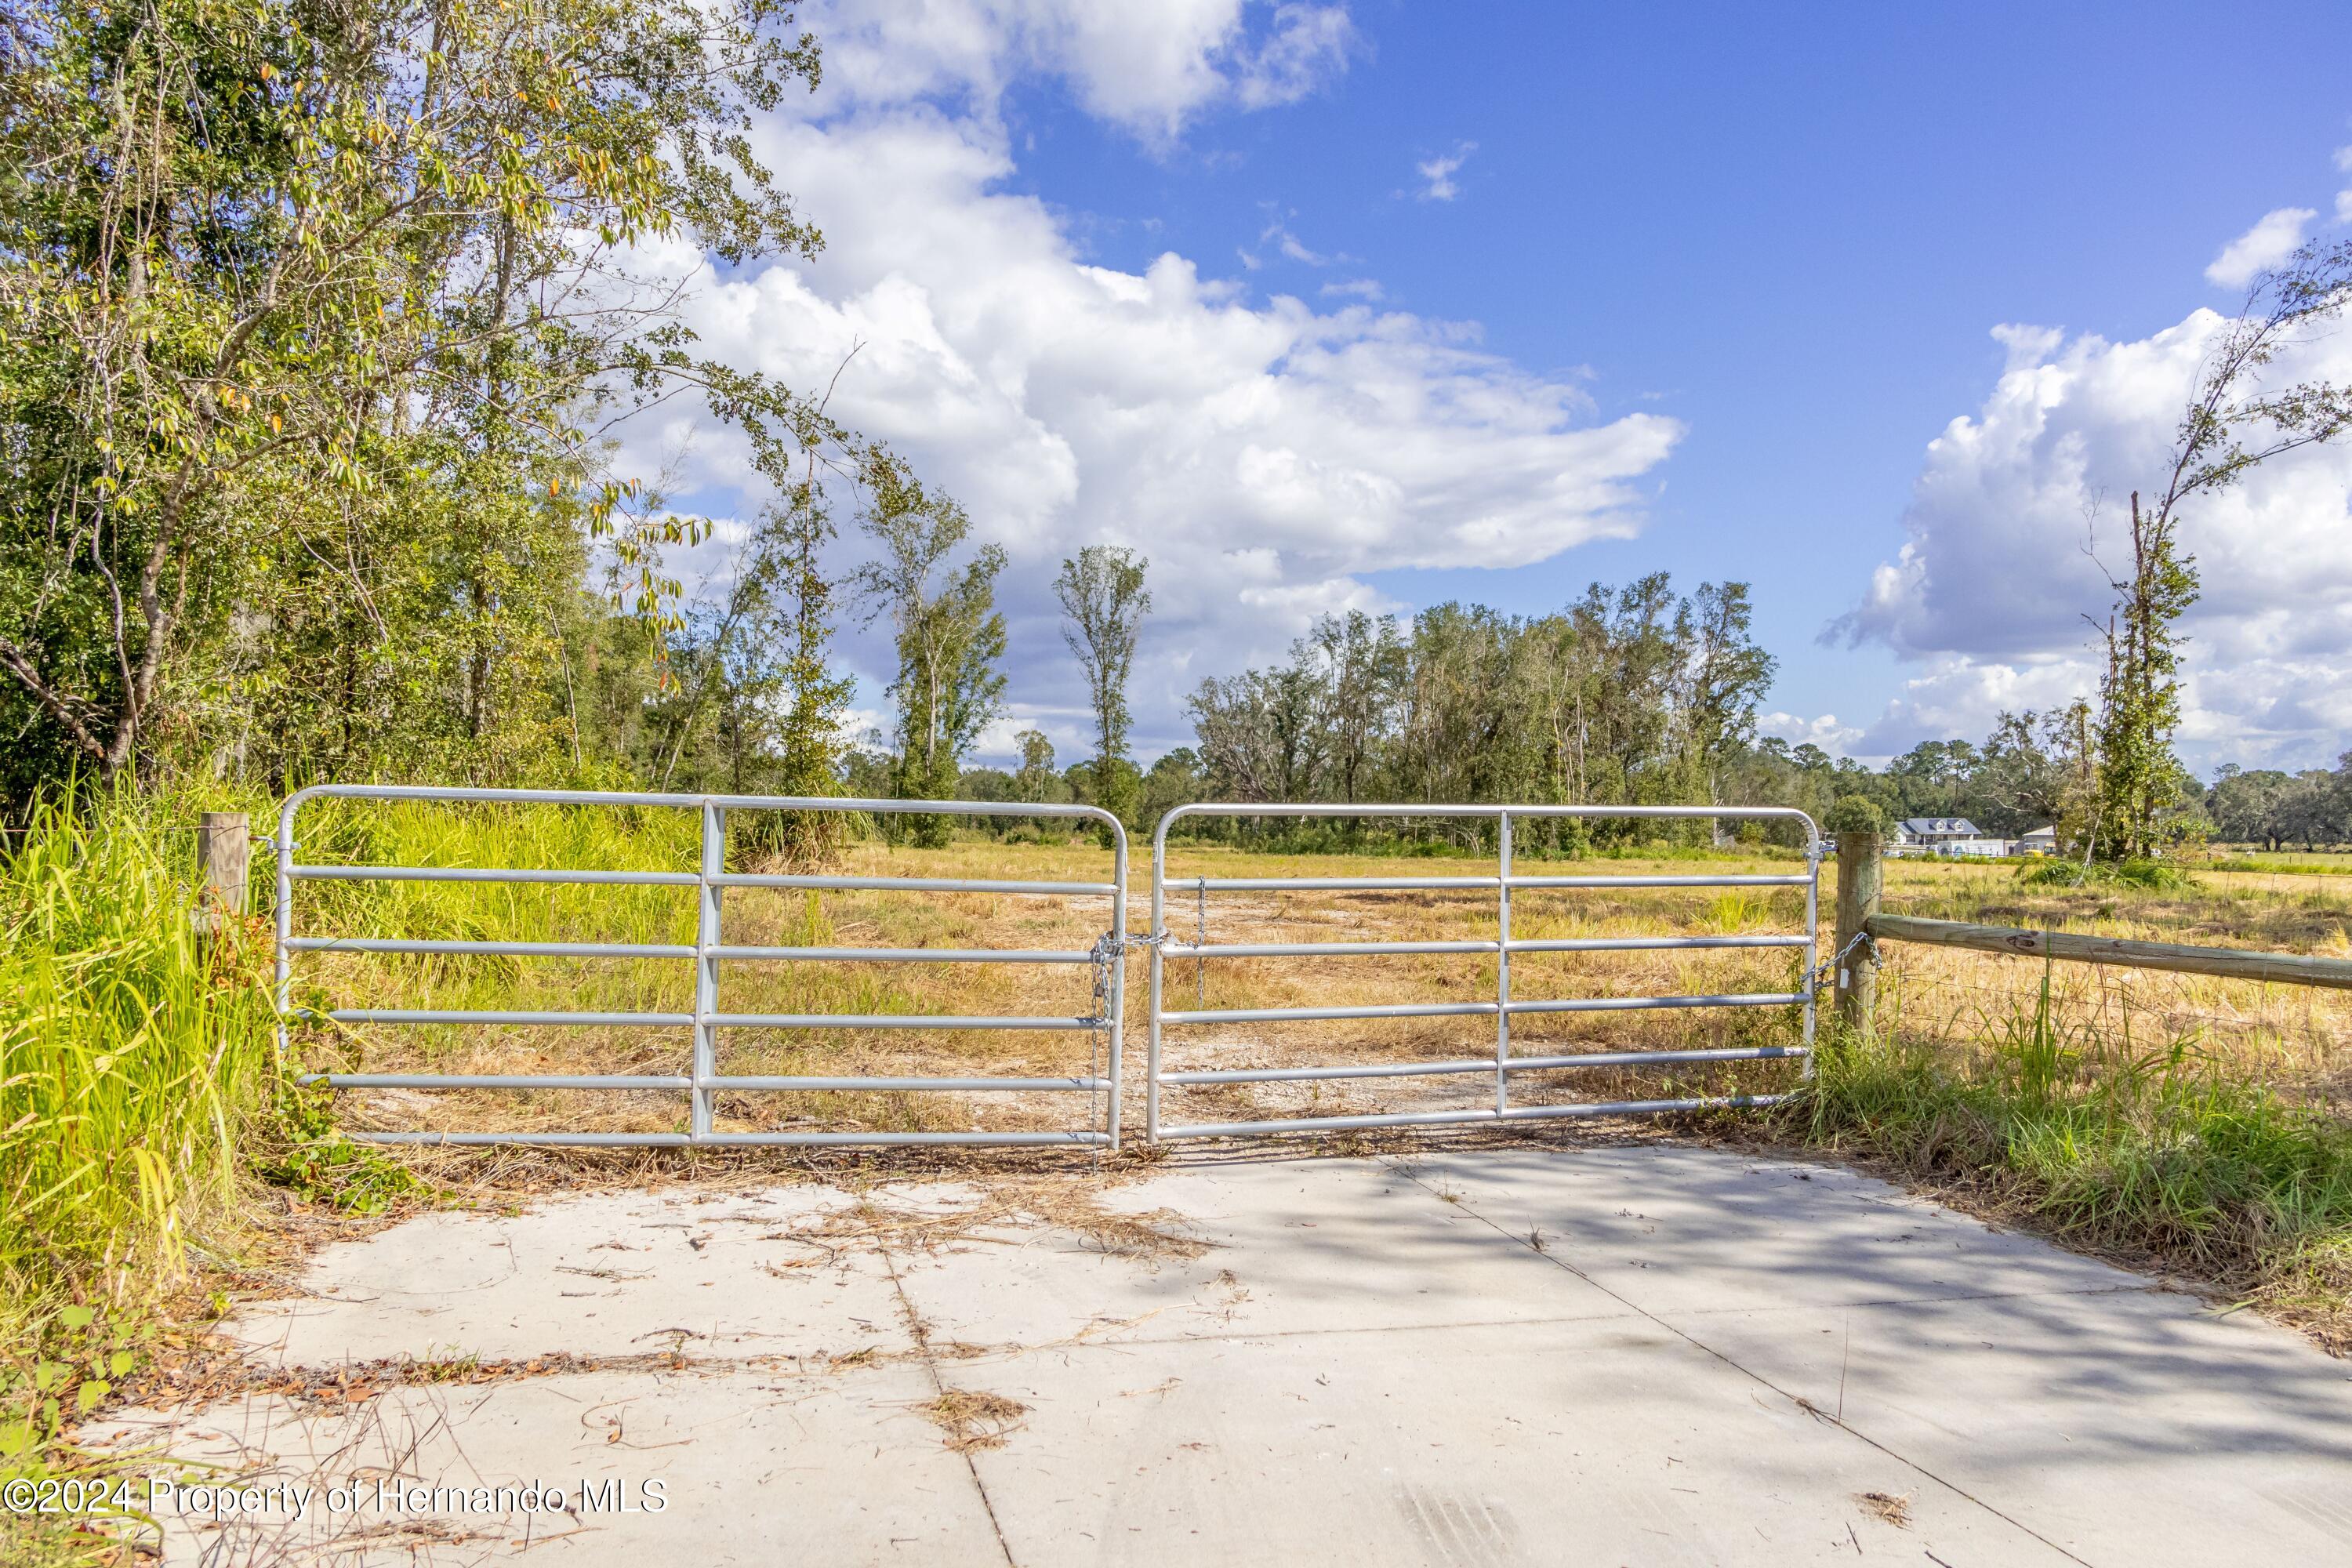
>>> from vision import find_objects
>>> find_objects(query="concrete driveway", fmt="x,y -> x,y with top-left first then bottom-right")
92,1144 -> 2352,1566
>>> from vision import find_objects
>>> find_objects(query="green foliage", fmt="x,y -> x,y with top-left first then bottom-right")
2091,493 -> 2201,862
2089,241 -> 2352,862
855,466 -> 1007,848
0,0 -> 848,802
256,1087 -> 422,1214
627,472 -> 861,867
1185,575 -> 1777,848
1,1299 -> 151,1496
2209,761 -> 2349,851
1821,795 -> 1885,834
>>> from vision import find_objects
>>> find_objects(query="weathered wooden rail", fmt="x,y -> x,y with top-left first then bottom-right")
1828,832 -> 2352,1031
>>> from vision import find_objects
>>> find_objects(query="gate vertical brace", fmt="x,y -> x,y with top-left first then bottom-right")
1802,832 -> 1822,1075
1145,837 -> 1166,1142
1107,825 -> 1128,1152
1495,811 -> 1512,1116
694,802 -> 724,1142
274,797 -> 297,1055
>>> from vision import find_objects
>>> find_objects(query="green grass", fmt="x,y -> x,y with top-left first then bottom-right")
2016,855 -> 2199,891
0,793 -> 281,1312
0,792 -> 281,1544
1791,971 -> 2352,1345
2209,854 -> 2352,877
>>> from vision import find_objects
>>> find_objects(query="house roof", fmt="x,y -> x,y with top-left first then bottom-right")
2020,825 -> 2058,839
1899,818 -> 1983,837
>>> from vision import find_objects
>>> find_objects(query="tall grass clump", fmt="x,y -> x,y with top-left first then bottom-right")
0,794 -> 279,1327
1794,971 -> 2352,1342
2016,855 -> 2198,891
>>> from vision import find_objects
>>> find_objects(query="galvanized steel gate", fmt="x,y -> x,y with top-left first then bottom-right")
1145,804 -> 1820,1141
274,788 -> 1820,1148
276,786 -> 1128,1149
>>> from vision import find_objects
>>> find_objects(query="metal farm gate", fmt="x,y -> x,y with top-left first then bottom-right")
274,786 -> 1129,1149
1144,804 -> 1821,1141
273,788 -> 1822,1149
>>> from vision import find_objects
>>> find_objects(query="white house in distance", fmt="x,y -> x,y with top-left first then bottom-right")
2017,826 -> 2059,856
1893,817 -> 2013,858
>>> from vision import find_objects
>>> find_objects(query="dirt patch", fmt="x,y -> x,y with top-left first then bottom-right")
1855,1490 -> 1912,1527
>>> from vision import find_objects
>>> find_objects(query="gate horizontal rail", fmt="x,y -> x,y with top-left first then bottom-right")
275,785 -> 1127,1149
1147,802 -> 1820,1141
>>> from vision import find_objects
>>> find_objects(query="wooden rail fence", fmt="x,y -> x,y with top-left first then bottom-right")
1828,831 -> 2352,1033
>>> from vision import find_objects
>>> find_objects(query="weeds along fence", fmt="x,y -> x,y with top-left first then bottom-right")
1830,832 -> 2352,1111
0,797 -> 279,1321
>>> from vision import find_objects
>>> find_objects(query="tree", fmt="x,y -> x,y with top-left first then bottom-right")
2211,765 -> 2346,851
1182,574 -> 1781,850
2089,238 -> 2352,860
1973,710 -> 2070,837
1137,746 -> 1203,835
1188,666 -> 1324,804
1053,546 -> 1150,826
855,471 -> 1006,845
1679,581 -> 1777,802
1014,730 -> 1058,803
2089,491 -> 2201,859
742,474 -> 860,864
1304,611 -> 1405,803
0,0 -> 841,799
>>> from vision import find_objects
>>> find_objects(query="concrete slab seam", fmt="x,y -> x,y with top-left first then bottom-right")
878,1238 -> 1020,1568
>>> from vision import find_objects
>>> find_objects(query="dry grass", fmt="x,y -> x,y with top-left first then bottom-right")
274,804 -> 2352,1351
779,1181 -> 1207,1263
916,1388 -> 1029,1451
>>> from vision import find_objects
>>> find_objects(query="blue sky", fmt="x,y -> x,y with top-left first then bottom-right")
641,2 -> 2352,773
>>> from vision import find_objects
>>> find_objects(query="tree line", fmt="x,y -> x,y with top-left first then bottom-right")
981,576 -> 1784,851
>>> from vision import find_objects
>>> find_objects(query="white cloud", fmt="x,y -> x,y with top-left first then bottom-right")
804,0 -> 1356,143
1835,310 -> 2352,768
1759,712 -> 1865,755
1232,2 -> 1359,111
618,12 -> 1678,757
2205,206 -> 2316,289
1415,142 -> 1476,202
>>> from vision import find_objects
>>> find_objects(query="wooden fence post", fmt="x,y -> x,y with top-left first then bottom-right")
198,811 -> 250,947
1832,831 -> 1882,1035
